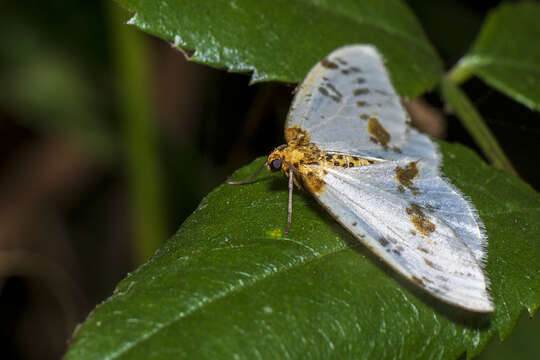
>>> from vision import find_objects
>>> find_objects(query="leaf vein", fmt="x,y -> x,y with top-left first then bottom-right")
105,242 -> 347,359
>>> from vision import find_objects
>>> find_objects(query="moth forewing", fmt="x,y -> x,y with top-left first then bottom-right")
286,45 -> 410,160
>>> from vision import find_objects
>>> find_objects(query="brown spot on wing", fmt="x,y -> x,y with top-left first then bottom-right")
411,276 -> 425,287
326,83 -> 342,98
318,86 -> 340,103
318,86 -> 330,96
395,162 -> 419,194
406,203 -> 436,236
354,88 -> 370,96
424,258 -> 442,271
367,118 -> 391,149
336,57 -> 347,65
392,245 -> 404,256
320,58 -> 338,69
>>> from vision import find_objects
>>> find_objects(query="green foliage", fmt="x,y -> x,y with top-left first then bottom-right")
64,1 -> 540,359
66,143 -> 540,359
117,0 -> 443,98
450,3 -> 540,111
0,18 -> 115,156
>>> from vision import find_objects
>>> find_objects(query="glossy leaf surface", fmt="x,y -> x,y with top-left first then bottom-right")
66,141 -> 540,359
116,0 -> 443,98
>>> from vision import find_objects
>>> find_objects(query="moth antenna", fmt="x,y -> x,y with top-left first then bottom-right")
227,160 -> 267,185
285,168 -> 294,235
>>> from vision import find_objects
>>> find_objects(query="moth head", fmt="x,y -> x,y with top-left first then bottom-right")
269,159 -> 282,172
267,156 -> 283,172
267,146 -> 288,173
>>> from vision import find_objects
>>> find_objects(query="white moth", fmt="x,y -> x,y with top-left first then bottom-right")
231,45 -> 493,312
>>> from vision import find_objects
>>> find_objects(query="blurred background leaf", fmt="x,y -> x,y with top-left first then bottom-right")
0,14 -> 115,156
449,2 -> 540,111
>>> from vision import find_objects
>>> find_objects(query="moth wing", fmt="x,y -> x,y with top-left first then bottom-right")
307,159 -> 492,312
337,156 -> 488,264
286,45 -> 411,160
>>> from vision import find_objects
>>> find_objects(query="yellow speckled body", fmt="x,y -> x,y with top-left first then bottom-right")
267,126 -> 375,194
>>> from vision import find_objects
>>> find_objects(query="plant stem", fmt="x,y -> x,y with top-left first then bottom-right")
440,77 -> 518,177
447,61 -> 475,86
107,3 -> 167,264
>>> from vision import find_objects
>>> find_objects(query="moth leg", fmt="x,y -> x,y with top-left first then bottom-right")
285,168 -> 294,235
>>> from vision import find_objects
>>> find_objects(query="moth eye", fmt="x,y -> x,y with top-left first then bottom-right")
270,159 -> 282,172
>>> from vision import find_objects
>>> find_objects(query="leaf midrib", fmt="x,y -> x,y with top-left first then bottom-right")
105,236 -> 349,359
459,55 -> 540,74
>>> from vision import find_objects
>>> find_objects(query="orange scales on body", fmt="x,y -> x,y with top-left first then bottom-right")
267,126 -> 376,195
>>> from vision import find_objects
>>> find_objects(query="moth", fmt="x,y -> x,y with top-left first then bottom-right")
230,45 -> 493,312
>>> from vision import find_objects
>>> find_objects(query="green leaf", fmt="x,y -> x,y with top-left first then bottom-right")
449,3 -> 540,111
440,77 -> 517,176
116,0 -> 442,98
66,142 -> 540,359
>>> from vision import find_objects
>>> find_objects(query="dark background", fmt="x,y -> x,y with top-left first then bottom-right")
0,1 -> 538,359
